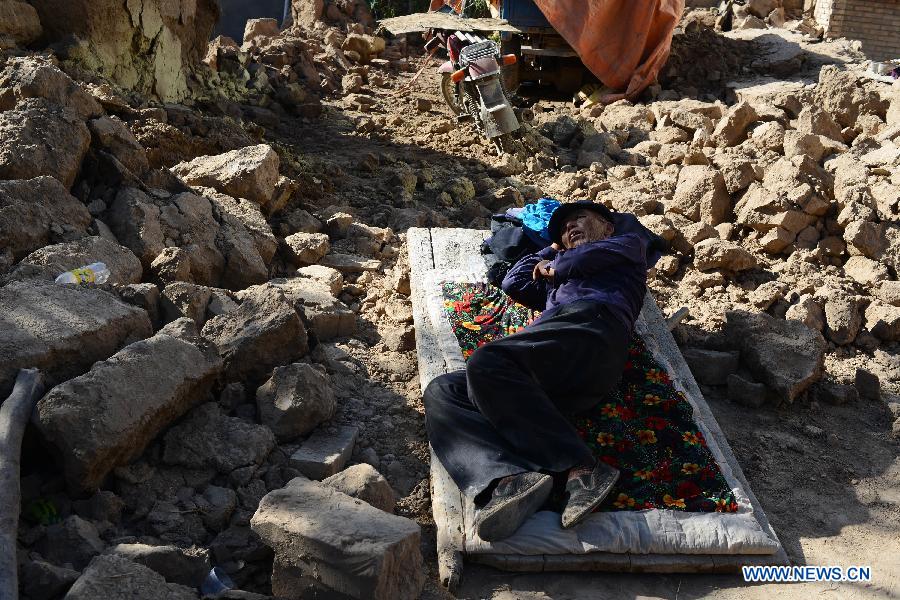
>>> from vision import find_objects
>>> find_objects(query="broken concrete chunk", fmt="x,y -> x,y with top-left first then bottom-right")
875,280 -> 900,307
823,295 -> 863,346
196,485 -> 238,532
323,464 -> 396,513
271,277 -> 356,340
201,187 -> 277,264
109,543 -> 211,588
64,554 -> 199,600
172,144 -> 280,206
0,56 -> 100,119
163,403 -> 275,473
319,253 -> 381,273
693,239 -> 757,272
0,98 -> 91,188
296,264 -> 344,296
20,558 -> 79,600
0,281 -> 152,398
290,426 -> 358,480
256,363 -> 335,441
89,116 -> 150,175
161,282 -> 214,326
865,302 -> 900,342
724,310 -> 826,403
36,515 -> 106,571
251,476 -> 424,600
785,295 -> 825,332
668,165 -> 730,225
283,232 -> 330,266
815,381 -> 858,406
116,283 -> 162,328
0,176 -> 92,265
712,101 -> 758,147
34,319 -> 222,492
11,236 -> 142,285
202,283 -> 308,382
683,348 -> 740,386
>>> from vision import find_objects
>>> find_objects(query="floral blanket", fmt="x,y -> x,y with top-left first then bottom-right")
441,282 -> 738,514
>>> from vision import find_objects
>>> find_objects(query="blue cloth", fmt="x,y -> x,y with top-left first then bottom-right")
521,198 -> 560,243
500,232 -> 649,332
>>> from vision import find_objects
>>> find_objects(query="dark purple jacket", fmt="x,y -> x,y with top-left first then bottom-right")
500,232 -> 649,331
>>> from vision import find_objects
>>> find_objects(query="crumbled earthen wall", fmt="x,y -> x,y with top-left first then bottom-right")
815,0 -> 900,60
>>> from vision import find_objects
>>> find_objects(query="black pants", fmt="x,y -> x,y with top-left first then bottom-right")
424,300 -> 631,498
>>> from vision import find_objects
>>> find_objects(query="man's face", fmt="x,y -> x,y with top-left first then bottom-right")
561,209 -> 613,249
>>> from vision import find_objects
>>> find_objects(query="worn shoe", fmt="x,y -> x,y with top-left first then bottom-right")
561,461 -> 620,528
474,472 -> 553,542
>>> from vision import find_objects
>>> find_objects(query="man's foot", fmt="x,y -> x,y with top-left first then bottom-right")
561,461 -> 620,528
474,472 -> 553,542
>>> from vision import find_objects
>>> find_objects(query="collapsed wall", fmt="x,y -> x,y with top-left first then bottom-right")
26,0 -> 219,101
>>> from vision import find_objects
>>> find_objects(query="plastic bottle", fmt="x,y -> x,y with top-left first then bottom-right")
54,262 -> 110,285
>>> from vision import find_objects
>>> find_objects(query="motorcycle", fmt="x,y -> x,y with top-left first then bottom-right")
425,30 -> 521,155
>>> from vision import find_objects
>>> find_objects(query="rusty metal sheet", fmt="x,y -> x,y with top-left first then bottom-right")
377,13 -> 521,35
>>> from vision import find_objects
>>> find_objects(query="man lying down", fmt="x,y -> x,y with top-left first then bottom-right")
424,200 -> 659,542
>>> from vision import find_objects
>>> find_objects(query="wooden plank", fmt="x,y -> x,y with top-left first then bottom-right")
430,448 -> 466,591
410,228 -> 467,589
408,228 -> 446,391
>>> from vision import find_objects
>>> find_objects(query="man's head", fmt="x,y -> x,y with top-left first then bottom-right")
548,202 -> 615,249
559,209 -> 613,249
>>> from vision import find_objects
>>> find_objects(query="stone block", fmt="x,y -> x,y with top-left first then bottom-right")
693,239 -> 757,272
271,277 -> 356,340
323,464 -> 396,513
163,403 -> 275,474
290,426 -> 358,480
109,543 -> 211,587
683,348 -> 740,386
319,253 -> 381,273
0,99 -> 90,188
283,232 -> 330,266
171,144 -> 280,206
854,369 -> 880,402
251,476 -> 424,600
0,176 -> 91,265
297,264 -> 344,296
724,311 -> 826,403
64,555 -> 198,600
36,516 -> 105,570
202,283 -> 308,382
34,319 -> 222,492
10,236 -> 142,285
256,363 -> 335,441
0,281 -> 152,398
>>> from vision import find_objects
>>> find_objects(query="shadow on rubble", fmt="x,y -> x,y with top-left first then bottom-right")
673,316 -> 898,557
259,101 -> 521,233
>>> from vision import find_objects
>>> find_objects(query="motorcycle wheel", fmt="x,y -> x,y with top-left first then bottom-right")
441,73 -> 464,116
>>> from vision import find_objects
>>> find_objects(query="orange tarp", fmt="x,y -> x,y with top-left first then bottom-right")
532,0 -> 684,101
429,0 -> 684,101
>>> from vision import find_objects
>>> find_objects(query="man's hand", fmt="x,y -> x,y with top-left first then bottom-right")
533,260 -> 555,280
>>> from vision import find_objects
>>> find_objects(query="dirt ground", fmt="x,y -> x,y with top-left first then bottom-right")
260,29 -> 900,598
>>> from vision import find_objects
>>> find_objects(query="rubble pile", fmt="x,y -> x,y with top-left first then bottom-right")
529,60 -> 899,410
1,0 -> 898,597
197,0 -> 406,123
